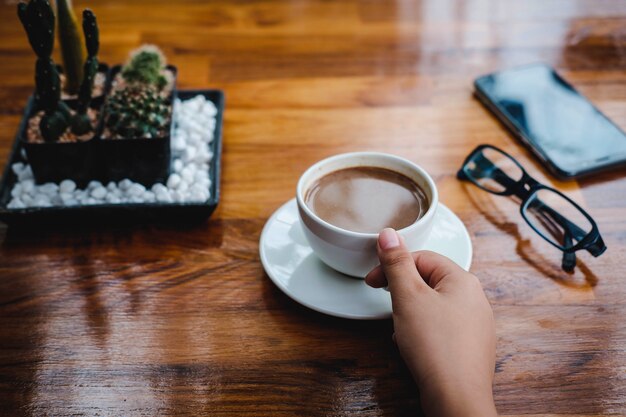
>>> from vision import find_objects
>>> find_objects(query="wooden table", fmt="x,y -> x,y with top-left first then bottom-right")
1,1 -> 625,415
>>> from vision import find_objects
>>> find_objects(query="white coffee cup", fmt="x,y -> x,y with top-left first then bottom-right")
296,152 -> 439,278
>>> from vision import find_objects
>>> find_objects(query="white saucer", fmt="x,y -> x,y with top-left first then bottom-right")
259,199 -> 472,320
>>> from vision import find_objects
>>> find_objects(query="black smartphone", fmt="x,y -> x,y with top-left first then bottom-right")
474,63 -> 626,179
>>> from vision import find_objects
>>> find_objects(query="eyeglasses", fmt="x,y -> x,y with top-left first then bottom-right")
457,144 -> 606,271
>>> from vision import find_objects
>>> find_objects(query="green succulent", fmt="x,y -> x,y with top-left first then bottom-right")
121,45 -> 167,90
104,85 -> 170,139
18,0 -> 100,141
56,0 -> 86,95
72,9 -> 100,136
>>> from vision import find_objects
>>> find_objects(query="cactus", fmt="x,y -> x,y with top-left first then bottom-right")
104,85 -> 170,139
121,45 -> 168,90
56,0 -> 86,95
71,9 -> 99,136
18,1 -> 101,141
36,57 -> 72,141
18,0 -> 71,142
17,0 -> 54,57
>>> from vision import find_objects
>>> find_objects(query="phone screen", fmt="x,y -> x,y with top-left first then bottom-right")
475,64 -> 626,177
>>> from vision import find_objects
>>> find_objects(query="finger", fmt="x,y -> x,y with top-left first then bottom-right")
364,265 -> 387,288
368,250 -> 467,290
377,229 -> 430,298
412,250 -> 467,289
365,235 -> 408,288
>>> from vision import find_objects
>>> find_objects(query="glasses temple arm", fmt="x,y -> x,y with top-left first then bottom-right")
561,230 -> 576,272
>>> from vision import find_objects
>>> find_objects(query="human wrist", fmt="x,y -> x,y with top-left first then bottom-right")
418,375 -> 497,417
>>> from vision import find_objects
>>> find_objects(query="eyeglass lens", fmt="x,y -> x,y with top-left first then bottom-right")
464,147 -> 524,193
523,188 -> 593,251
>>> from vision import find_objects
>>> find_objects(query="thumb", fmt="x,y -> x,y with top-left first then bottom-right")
377,228 -> 430,307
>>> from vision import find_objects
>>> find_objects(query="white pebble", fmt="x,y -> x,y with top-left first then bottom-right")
194,170 -> 208,182
189,193 -> 208,203
17,166 -> 34,181
87,180 -> 102,190
127,183 -> 146,197
188,132 -> 202,145
10,184 -> 23,198
195,178 -> 209,190
180,167 -> 194,183
39,182 -> 59,196
90,186 -> 107,199
166,173 -> 181,189
50,194 -> 63,206
177,181 -> 189,194
204,102 -> 217,116
11,162 -> 25,176
21,179 -> 35,195
7,198 -> 25,209
173,159 -> 183,173
33,195 -> 51,207
119,179 -> 133,191
143,191 -> 156,202
172,136 -> 186,151
170,190 -> 182,202
186,98 -> 201,112
184,147 -> 198,163
194,148 -> 210,163
59,179 -> 76,194
156,191 -> 172,203
188,184 -> 208,201
152,183 -> 168,195
106,194 -> 120,204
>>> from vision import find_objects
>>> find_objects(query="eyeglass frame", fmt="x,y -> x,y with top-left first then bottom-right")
457,144 -> 606,269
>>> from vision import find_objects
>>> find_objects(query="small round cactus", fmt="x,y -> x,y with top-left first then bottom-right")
121,44 -> 168,90
104,85 -> 170,139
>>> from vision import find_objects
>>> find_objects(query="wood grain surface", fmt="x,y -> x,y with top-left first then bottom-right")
1,0 -> 625,416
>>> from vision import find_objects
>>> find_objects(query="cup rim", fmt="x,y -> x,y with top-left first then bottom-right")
296,152 -> 439,238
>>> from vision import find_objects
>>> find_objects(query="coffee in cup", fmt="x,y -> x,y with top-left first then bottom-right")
304,166 -> 430,234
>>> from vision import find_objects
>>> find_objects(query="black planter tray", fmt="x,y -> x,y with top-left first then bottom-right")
0,89 -> 224,227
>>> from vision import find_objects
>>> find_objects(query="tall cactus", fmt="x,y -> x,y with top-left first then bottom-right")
56,0 -> 86,95
71,9 -> 99,135
18,0 -> 71,142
